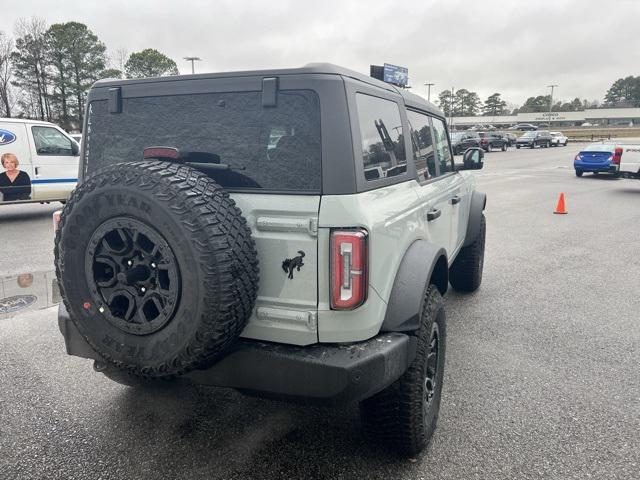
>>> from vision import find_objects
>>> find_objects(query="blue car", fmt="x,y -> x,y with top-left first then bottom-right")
574,144 -> 621,177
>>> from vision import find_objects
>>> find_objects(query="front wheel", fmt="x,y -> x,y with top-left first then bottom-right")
360,285 -> 446,457
564,140 -> 568,146
516,145 -> 520,149
449,214 -> 485,293
501,143 -> 507,151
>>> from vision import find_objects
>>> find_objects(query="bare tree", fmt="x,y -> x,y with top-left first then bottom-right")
12,17 -> 51,120
113,47 -> 129,73
0,31 -> 14,117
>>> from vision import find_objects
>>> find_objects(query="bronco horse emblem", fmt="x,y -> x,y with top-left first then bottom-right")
282,251 -> 305,279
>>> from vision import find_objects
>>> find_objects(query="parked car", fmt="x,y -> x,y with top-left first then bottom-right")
516,130 -> 552,149
477,132 -> 508,152
54,63 -> 487,456
508,123 -> 537,131
450,131 -> 480,155
574,143 -> 621,177
550,131 -> 568,147
0,118 -> 79,205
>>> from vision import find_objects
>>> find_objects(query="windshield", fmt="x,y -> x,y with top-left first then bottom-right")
451,132 -> 464,140
521,132 -> 536,137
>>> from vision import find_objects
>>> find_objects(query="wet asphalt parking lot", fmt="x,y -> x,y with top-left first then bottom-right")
1,144 -> 639,479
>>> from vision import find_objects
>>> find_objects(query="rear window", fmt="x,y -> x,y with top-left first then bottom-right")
85,90 -> 321,192
583,144 -> 615,152
355,93 -> 407,182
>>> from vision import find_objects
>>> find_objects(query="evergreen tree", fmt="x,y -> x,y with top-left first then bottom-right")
125,48 -> 179,78
604,76 -> 640,107
482,93 -> 507,116
46,22 -> 107,126
437,90 -> 454,117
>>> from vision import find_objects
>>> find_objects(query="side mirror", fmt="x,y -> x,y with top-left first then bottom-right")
71,140 -> 80,156
460,147 -> 484,170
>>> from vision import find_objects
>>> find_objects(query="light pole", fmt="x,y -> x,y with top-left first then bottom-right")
424,82 -> 435,102
547,84 -> 558,128
184,56 -> 202,74
450,86 -> 455,129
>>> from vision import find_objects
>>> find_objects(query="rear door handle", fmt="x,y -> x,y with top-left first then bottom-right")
451,195 -> 461,205
426,209 -> 441,221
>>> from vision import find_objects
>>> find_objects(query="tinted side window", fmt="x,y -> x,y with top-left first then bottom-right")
431,118 -> 455,175
32,126 -> 73,156
407,110 -> 436,181
86,90 -> 321,192
355,93 -> 406,181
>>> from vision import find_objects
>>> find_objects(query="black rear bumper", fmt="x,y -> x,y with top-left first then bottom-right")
58,304 -> 417,405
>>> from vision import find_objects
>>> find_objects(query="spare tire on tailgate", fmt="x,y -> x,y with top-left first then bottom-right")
55,161 -> 259,377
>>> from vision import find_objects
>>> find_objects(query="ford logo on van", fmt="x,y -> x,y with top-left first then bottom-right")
0,129 -> 17,146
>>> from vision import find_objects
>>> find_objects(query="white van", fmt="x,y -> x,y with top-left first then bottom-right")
0,118 -> 80,205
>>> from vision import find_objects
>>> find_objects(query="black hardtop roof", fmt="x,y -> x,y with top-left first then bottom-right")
93,62 -> 443,118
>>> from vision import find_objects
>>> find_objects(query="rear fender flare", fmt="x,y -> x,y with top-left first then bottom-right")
463,191 -> 487,247
380,241 -> 447,333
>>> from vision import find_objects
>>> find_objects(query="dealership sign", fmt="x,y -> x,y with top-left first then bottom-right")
533,112 -> 568,121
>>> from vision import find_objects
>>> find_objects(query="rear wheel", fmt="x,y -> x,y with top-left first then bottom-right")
501,142 -> 507,151
360,285 -> 446,457
516,145 -> 520,149
575,170 -> 584,177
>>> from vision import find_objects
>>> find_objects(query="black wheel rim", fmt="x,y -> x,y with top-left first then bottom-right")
85,217 -> 181,335
423,322 -> 440,413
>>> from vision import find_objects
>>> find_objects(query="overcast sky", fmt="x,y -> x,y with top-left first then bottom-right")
1,0 -> 639,106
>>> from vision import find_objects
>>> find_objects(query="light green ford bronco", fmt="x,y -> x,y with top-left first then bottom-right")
55,64 -> 486,455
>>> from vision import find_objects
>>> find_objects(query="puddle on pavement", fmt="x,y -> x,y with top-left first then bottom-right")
0,270 -> 60,319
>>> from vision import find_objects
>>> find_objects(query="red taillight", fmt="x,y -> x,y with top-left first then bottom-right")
575,154 -> 582,161
330,229 -> 368,310
612,147 -> 623,165
143,146 -> 180,160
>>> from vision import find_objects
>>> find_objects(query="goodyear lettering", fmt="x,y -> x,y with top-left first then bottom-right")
102,194 -> 151,214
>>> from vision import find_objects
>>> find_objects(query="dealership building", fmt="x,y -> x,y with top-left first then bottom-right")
450,107 -> 640,129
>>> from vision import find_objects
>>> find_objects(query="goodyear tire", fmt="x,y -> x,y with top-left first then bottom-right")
360,285 -> 446,456
55,161 -> 259,378
449,214 -> 485,293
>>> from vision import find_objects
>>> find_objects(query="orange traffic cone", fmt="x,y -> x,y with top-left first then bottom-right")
554,193 -> 567,214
